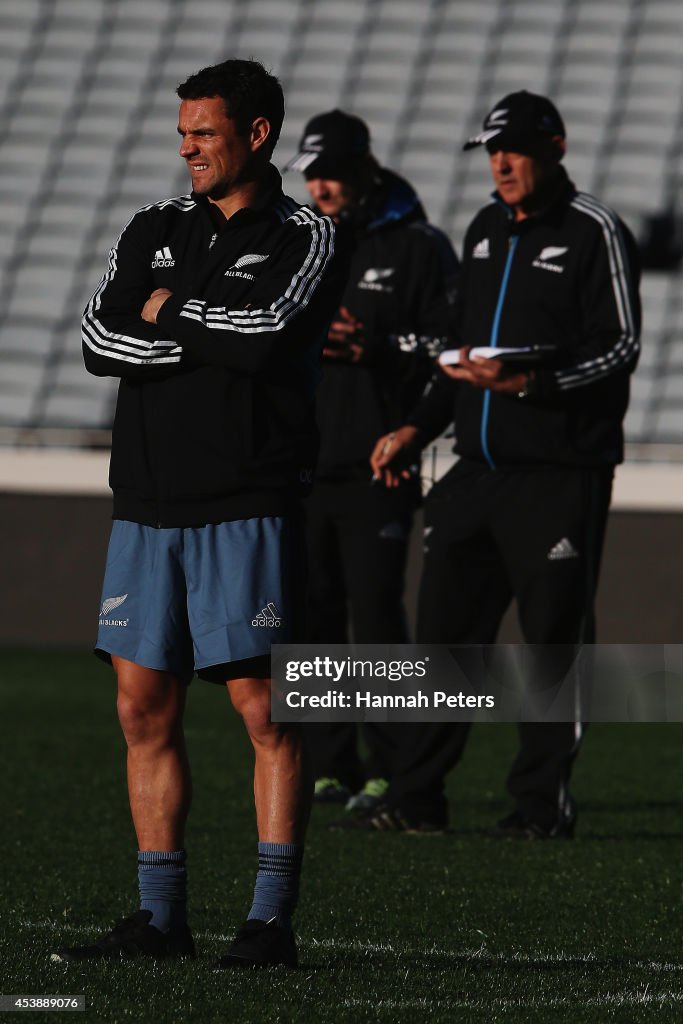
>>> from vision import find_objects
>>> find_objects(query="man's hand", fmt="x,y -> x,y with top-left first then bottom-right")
141,288 -> 172,324
440,346 -> 529,393
324,305 -> 365,363
370,425 -> 420,487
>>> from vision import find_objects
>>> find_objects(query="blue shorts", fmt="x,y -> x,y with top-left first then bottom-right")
95,516 -> 303,682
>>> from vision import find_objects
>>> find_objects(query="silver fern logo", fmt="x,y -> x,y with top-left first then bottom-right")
359,266 -> 395,293
101,594 -> 128,616
225,253 -> 269,280
537,246 -> 568,261
533,246 -> 569,273
302,133 -> 324,152
233,253 -> 269,269
363,267 -> 394,283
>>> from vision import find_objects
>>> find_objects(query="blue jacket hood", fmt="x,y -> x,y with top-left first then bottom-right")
363,167 -> 426,232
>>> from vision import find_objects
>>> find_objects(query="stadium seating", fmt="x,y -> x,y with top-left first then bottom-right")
0,0 -> 682,446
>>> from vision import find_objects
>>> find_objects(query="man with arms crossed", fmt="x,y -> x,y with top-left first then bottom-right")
370,91 -> 641,838
52,59 -> 346,967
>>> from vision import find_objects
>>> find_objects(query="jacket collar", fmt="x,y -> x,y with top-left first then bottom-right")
359,167 -> 426,233
192,164 -> 286,228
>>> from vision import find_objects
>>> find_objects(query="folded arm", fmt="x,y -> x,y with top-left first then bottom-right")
155,210 -> 341,374
82,210 -> 184,379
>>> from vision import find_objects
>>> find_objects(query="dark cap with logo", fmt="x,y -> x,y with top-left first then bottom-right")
463,91 -> 565,151
284,109 -> 371,179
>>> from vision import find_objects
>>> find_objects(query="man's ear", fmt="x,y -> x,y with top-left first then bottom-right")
251,117 -> 271,153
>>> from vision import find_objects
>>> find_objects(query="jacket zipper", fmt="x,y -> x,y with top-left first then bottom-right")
480,234 -> 519,469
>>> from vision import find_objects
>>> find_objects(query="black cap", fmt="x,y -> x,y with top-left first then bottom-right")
284,109 -> 371,179
463,91 -> 565,151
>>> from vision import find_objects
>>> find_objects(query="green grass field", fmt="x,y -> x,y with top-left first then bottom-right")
2,649 -> 683,1023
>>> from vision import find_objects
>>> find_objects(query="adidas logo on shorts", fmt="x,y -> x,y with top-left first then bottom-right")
251,601 -> 282,628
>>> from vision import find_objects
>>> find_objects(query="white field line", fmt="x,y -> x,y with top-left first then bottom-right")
20,918 -> 683,975
342,993 -> 683,1010
302,937 -> 683,972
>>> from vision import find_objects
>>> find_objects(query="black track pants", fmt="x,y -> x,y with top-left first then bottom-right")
303,477 -> 416,785
388,459 -> 613,828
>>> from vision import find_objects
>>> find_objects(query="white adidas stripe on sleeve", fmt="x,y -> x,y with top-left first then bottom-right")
82,197 -> 194,366
556,195 -> 639,390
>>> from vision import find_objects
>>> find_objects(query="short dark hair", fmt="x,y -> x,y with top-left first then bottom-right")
177,59 -> 284,155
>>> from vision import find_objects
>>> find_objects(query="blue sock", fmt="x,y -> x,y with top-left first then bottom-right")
138,849 -> 187,933
247,842 -> 303,931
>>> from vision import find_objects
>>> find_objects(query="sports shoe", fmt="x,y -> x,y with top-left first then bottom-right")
50,910 -> 195,962
493,808 -> 576,840
216,919 -> 297,969
313,777 -> 351,804
346,777 -> 389,813
330,800 -> 446,835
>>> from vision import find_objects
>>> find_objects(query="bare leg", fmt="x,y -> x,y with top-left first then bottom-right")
113,656 -> 191,850
226,677 -> 312,843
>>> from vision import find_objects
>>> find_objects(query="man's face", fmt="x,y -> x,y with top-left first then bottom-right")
178,97 -> 255,198
487,139 -> 563,217
305,177 -> 355,220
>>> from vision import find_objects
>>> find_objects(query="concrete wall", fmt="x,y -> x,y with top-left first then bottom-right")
0,494 -> 112,647
0,492 -> 681,648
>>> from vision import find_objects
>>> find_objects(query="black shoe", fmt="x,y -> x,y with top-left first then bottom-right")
329,801 -> 446,835
493,808 -> 576,840
50,910 -> 196,962
216,919 -> 297,969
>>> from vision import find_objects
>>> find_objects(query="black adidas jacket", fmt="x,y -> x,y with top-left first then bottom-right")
408,170 -> 641,468
83,168 -> 348,527
314,168 -> 459,478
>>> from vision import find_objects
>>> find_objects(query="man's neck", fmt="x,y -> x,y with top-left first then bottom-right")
208,167 -> 271,220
